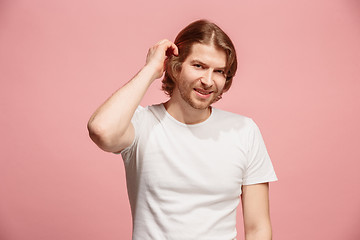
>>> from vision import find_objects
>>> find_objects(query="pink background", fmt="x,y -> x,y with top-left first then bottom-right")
1,0 -> 359,239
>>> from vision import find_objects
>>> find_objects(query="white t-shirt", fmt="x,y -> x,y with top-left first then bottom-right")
121,104 -> 277,240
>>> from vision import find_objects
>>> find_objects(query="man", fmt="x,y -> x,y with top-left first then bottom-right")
88,20 -> 277,240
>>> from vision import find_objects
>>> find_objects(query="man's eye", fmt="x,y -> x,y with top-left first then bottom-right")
215,70 -> 224,74
194,64 -> 202,68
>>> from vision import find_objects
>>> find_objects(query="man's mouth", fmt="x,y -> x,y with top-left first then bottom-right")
194,88 -> 213,97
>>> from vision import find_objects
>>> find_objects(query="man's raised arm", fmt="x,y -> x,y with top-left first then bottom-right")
87,39 -> 178,153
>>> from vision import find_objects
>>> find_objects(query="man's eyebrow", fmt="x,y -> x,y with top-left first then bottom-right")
190,59 -> 207,66
190,59 -> 226,69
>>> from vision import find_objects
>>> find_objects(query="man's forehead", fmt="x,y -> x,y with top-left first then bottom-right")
186,43 -> 227,67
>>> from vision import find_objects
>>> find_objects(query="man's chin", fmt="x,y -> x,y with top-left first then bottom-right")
179,91 -> 218,110
188,98 -> 214,110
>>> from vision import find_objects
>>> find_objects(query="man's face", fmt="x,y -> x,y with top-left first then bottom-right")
173,43 -> 227,110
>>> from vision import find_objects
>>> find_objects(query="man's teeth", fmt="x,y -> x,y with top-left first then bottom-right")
196,89 -> 211,95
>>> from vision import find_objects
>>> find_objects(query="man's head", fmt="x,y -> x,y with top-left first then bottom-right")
162,19 -> 237,98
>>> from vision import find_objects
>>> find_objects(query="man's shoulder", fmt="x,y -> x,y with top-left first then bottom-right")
211,107 -> 256,130
135,103 -> 162,114
212,107 -> 251,121
133,103 -> 166,122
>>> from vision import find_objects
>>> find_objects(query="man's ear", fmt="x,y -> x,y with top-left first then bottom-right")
171,62 -> 182,83
173,68 -> 179,82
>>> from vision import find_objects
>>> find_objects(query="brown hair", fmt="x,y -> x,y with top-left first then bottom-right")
162,19 -> 237,96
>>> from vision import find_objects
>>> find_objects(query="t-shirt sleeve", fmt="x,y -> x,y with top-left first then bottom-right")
242,119 -> 278,185
119,105 -> 147,162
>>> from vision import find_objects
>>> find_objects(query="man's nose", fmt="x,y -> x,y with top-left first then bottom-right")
200,70 -> 214,87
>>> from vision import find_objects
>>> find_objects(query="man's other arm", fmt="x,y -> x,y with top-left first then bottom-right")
87,40 -> 178,153
241,183 -> 272,240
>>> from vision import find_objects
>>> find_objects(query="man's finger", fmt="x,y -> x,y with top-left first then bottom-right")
163,42 -> 178,57
171,43 -> 179,56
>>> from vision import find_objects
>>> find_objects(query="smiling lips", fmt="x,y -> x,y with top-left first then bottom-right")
194,88 -> 214,98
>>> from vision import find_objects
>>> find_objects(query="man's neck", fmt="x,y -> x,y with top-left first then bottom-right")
163,98 -> 212,125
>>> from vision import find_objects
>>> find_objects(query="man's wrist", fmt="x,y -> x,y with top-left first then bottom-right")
142,63 -> 163,81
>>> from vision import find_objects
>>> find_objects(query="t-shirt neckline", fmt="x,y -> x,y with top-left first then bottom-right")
159,103 -> 215,128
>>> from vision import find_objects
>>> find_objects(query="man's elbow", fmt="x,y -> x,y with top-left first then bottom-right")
87,121 -> 119,152
245,224 -> 272,240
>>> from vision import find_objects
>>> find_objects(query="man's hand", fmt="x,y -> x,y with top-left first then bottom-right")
145,39 -> 178,80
